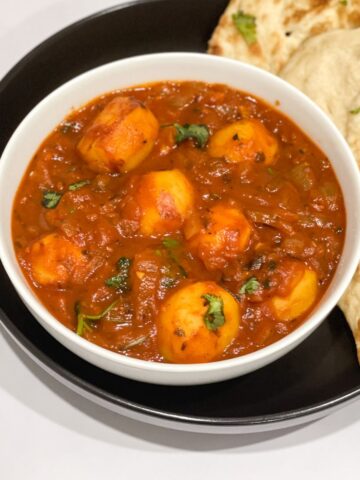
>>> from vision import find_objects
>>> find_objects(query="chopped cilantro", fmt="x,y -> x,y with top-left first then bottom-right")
41,190 -> 62,209
239,277 -> 260,295
201,294 -> 225,331
76,299 -> 119,336
174,123 -> 209,148
350,107 -> 360,115
105,257 -> 132,292
162,238 -> 188,278
232,11 -> 257,45
68,179 -> 90,191
162,238 -> 180,249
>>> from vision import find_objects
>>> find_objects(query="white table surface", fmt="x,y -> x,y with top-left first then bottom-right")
1,1 -> 360,478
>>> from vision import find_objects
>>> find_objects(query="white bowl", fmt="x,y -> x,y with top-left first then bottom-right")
1,52 -> 360,386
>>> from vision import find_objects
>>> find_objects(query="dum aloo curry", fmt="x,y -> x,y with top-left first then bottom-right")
12,81 -> 345,363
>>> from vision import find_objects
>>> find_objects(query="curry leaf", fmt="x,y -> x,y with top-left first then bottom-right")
41,190 -> 62,209
174,123 -> 209,149
202,294 -> 225,331
232,11 -> 257,45
239,277 -> 260,295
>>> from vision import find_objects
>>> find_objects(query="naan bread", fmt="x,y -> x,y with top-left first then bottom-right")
339,269 -> 360,360
279,29 -> 360,361
208,0 -> 360,73
280,29 -> 360,136
340,93 -> 360,361
346,91 -> 360,164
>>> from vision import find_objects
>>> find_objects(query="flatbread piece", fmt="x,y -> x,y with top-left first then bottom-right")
208,0 -> 360,73
280,28 -> 360,136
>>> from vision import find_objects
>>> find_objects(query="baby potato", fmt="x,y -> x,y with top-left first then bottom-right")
132,169 -> 195,236
271,268 -> 318,321
26,233 -> 88,287
77,96 -> 159,173
158,281 -> 240,363
208,119 -> 278,165
187,204 -> 252,270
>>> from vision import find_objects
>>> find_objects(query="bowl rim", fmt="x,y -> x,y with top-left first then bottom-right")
1,51 -> 360,378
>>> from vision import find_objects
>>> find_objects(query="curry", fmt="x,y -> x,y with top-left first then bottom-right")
12,81 -> 346,363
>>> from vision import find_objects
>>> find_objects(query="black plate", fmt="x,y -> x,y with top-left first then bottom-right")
1,0 -> 360,434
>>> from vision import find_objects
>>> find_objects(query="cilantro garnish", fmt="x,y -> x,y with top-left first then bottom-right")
232,11 -> 257,46
239,277 -> 260,295
105,257 -> 132,292
41,191 -> 62,209
350,107 -> 360,115
174,123 -> 209,149
162,238 -> 180,249
201,294 -> 226,331
76,300 -> 119,336
68,179 -> 90,191
162,238 -> 187,278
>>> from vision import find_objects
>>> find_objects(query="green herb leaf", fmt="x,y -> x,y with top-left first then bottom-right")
201,294 -> 225,331
68,179 -> 90,191
239,277 -> 260,295
174,123 -> 209,148
41,190 -> 62,209
162,238 -> 188,278
105,257 -> 132,292
76,299 -> 119,336
339,0 -> 348,5
162,238 -> 180,249
350,107 -> 360,115
232,11 -> 257,45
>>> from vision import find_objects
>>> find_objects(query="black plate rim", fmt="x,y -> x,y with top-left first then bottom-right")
0,0 -> 156,90
1,0 -> 360,430
2,306 -> 360,427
